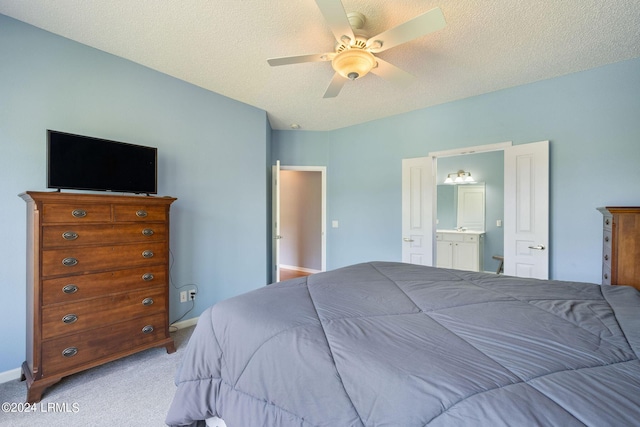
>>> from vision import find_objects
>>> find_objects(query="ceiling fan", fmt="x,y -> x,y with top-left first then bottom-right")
267,0 -> 446,98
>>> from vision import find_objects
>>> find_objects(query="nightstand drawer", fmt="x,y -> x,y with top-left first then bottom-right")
42,223 -> 167,248
42,287 -> 166,339
41,242 -> 167,277
42,267 -> 166,305
42,204 -> 112,224
114,205 -> 167,222
41,312 -> 167,376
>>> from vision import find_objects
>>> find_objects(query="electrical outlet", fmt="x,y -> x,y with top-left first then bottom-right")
189,289 -> 197,301
180,291 -> 187,303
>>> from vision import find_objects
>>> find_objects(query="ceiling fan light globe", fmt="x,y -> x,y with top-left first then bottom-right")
331,49 -> 376,80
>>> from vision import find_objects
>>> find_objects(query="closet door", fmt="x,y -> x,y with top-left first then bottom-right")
504,141 -> 549,279
402,157 -> 435,265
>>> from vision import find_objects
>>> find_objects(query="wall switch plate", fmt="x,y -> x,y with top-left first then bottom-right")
180,291 -> 187,303
497,219 -> 502,227
332,220 -> 339,228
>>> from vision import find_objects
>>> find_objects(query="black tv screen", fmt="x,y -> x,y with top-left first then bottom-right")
47,130 -> 157,194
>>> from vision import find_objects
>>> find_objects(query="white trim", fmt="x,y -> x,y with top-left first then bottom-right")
171,316 -> 199,330
0,367 -> 22,384
279,264 -> 322,274
429,141 -> 512,158
280,165 -> 327,272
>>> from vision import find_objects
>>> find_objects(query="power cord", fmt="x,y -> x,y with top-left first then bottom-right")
168,248 -> 199,331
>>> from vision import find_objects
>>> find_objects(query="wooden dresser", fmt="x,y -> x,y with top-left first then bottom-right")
597,207 -> 640,291
20,191 -> 177,403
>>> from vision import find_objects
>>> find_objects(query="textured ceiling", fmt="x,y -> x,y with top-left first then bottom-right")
2,0 -> 640,131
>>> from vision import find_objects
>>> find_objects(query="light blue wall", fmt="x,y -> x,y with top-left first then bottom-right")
0,15 -> 269,373
272,57 -> 640,282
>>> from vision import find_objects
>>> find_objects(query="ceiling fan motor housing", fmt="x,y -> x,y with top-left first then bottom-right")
332,37 -> 376,80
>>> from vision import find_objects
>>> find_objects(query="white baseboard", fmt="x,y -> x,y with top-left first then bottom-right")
280,265 -> 322,274
171,316 -> 199,330
0,367 -> 22,385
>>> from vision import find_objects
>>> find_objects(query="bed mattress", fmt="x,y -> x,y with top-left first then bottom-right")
166,262 -> 640,426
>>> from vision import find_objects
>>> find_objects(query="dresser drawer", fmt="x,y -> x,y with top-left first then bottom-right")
114,205 -> 167,222
42,287 -> 166,339
602,241 -> 612,268
602,264 -> 612,286
41,312 -> 167,376
42,266 -> 166,305
42,204 -> 112,224
603,214 -> 613,231
42,242 -> 167,277
42,223 -> 167,248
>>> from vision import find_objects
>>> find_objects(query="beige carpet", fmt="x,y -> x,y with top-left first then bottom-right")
0,326 -> 194,427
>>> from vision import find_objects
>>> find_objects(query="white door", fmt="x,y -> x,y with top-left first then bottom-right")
272,160 -> 281,282
504,141 -> 549,279
402,157 -> 435,265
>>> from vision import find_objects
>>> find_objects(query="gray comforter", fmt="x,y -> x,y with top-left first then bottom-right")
166,262 -> 640,426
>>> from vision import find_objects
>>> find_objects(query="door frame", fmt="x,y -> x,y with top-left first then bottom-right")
427,141 -> 549,278
427,142 -> 512,270
275,165 -> 327,280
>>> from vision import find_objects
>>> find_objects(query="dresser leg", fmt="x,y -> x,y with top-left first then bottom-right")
22,361 -> 62,403
165,341 -> 176,354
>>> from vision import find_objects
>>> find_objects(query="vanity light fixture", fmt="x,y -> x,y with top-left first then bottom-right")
444,170 -> 476,185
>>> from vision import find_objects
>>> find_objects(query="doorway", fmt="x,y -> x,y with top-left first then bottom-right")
402,141 -> 549,279
272,164 -> 326,282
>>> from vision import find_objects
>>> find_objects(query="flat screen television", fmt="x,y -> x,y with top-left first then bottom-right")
47,130 -> 157,194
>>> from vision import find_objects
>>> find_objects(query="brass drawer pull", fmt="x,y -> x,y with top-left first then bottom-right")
604,254 -> 609,261
62,314 -> 78,324
604,236 -> 610,242
62,347 -> 78,358
142,228 -> 154,237
142,298 -> 154,306
605,218 -> 610,226
71,209 -> 87,218
142,250 -> 154,259
62,284 -> 78,294
62,257 -> 78,267
142,273 -> 154,281
136,210 -> 148,218
62,231 -> 79,240
604,273 -> 609,280
142,325 -> 154,334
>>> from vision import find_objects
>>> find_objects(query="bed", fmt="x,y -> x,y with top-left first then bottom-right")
166,261 -> 640,426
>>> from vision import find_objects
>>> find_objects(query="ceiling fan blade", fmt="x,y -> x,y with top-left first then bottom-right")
323,73 -> 347,98
267,53 -> 331,67
370,58 -> 415,87
367,7 -> 446,53
315,0 -> 355,44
